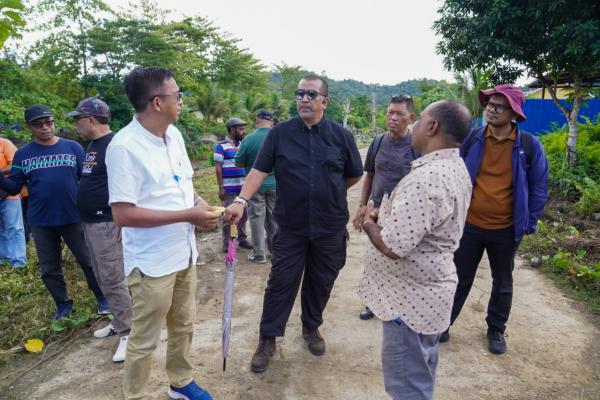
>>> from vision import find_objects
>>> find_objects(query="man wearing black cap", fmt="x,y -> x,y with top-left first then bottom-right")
214,117 -> 253,252
0,105 -> 106,320
443,84 -> 549,354
235,110 -> 277,263
67,97 -> 133,363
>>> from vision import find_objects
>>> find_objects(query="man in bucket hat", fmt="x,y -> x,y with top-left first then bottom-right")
441,84 -> 549,354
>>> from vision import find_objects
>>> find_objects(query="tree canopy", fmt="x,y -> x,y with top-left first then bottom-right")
434,0 -> 600,165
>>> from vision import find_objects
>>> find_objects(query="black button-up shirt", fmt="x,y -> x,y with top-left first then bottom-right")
254,116 -> 363,237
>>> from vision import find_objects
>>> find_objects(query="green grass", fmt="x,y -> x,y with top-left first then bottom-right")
0,167 -> 221,375
0,244 -> 103,370
193,167 -> 221,207
520,217 -> 600,314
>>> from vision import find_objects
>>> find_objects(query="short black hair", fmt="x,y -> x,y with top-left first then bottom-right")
428,100 -> 472,144
124,67 -> 174,112
301,74 -> 329,96
389,95 -> 414,113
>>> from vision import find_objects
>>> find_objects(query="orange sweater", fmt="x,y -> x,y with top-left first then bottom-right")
466,127 -> 515,229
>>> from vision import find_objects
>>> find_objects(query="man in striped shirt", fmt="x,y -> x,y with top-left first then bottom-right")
215,118 -> 253,252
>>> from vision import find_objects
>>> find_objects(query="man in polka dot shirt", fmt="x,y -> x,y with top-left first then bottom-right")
359,100 -> 473,400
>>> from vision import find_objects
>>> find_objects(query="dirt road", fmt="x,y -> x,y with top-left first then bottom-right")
3,153 -> 600,400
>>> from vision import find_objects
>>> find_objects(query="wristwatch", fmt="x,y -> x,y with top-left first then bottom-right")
233,196 -> 248,207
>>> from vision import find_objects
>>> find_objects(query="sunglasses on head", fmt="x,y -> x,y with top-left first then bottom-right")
295,89 -> 326,101
391,94 -> 412,101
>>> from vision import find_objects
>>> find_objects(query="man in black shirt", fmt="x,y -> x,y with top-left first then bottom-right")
68,98 -> 132,363
225,75 -> 363,373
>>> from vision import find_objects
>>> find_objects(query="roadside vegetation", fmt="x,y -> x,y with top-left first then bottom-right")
520,117 -> 600,313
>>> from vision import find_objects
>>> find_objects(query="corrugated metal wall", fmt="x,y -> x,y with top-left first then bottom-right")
518,99 -> 600,135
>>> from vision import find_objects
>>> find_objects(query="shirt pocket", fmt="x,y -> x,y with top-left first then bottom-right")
321,146 -> 345,173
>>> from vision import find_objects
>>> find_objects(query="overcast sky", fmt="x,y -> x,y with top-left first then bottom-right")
107,0 -> 454,85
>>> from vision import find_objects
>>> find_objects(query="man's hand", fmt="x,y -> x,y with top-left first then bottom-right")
189,204 -> 221,229
364,201 -> 379,225
218,187 -> 225,201
224,202 -> 245,225
353,205 -> 367,231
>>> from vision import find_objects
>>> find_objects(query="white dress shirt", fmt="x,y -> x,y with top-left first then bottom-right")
106,117 -> 197,277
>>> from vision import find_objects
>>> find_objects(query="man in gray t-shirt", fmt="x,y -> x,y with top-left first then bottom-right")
353,94 -> 418,320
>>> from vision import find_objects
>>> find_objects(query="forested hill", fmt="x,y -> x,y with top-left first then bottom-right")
269,72 -> 435,106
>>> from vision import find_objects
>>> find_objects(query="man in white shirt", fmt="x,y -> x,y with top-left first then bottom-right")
106,67 -> 219,400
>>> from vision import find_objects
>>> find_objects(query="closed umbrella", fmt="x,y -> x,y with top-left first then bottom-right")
221,224 -> 238,371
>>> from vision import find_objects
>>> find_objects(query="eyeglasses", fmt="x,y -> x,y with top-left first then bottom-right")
486,101 -> 510,113
30,119 -> 55,129
295,89 -> 326,101
391,94 -> 412,101
149,91 -> 183,102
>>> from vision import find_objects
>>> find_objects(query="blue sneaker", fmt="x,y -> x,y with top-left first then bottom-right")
167,380 -> 213,400
97,297 -> 110,315
53,301 -> 73,320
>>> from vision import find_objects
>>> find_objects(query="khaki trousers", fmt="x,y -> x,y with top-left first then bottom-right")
123,265 -> 196,400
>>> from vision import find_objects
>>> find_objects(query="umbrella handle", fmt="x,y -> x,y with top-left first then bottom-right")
230,224 -> 238,239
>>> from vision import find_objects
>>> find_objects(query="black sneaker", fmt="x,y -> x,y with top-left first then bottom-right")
359,307 -> 374,320
487,330 -> 507,354
440,329 -> 450,343
238,239 -> 253,250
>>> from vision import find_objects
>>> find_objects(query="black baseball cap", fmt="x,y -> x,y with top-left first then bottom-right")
256,109 -> 274,121
24,105 -> 53,124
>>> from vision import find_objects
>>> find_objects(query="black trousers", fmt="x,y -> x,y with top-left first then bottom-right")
31,223 -> 104,306
259,229 -> 348,337
450,223 -> 521,333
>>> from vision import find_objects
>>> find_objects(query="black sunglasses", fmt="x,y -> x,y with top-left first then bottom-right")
148,91 -> 183,102
30,119 -> 55,129
295,89 -> 326,101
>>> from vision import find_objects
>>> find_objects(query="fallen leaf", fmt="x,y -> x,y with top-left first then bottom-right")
24,339 -> 44,353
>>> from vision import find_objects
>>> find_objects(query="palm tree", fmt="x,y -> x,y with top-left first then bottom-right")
268,92 -> 289,120
242,90 -> 267,122
194,82 -> 228,123
454,68 -> 488,127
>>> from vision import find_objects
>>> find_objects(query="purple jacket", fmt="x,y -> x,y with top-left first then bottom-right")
460,125 -> 549,241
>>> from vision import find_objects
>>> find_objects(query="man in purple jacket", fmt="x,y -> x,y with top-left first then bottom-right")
442,84 -> 548,354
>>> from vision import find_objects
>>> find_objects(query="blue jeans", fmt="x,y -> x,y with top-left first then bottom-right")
0,198 -> 27,267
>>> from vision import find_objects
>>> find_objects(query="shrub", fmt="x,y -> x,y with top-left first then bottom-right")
540,115 -> 600,202
574,177 -> 600,216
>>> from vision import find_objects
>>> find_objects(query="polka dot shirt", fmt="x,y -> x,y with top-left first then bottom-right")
358,148 -> 472,334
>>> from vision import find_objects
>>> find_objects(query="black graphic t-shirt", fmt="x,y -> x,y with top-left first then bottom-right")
77,133 -> 114,222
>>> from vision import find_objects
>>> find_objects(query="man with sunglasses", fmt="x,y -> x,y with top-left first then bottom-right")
66,97 -> 133,363
0,105 -> 106,320
106,67 -> 217,400
352,94 -> 418,320
225,75 -> 363,373
442,84 -> 548,354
